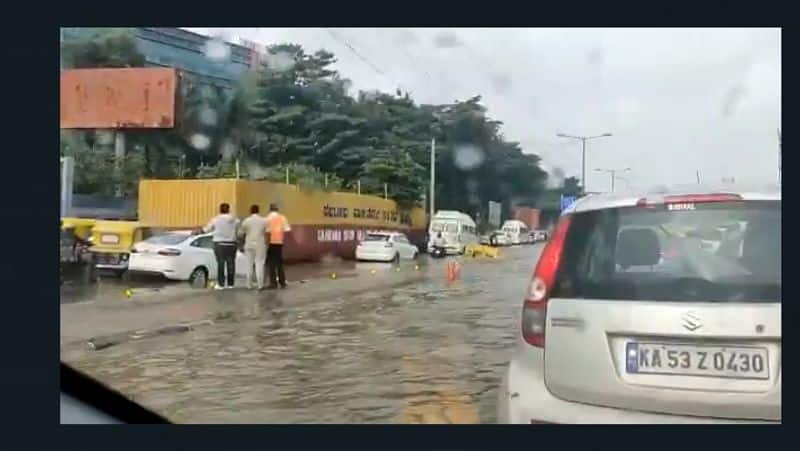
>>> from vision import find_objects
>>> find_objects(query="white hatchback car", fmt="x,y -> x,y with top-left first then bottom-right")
355,232 -> 418,263
498,185 -> 781,423
128,231 -> 247,286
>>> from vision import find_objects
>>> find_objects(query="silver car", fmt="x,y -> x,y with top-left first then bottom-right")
498,184 -> 781,423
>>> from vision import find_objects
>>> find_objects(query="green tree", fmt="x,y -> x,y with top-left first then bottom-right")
61,28 -> 146,69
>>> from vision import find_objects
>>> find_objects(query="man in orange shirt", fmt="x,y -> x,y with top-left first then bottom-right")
265,203 -> 291,289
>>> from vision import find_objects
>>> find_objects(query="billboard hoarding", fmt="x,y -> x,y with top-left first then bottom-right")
60,68 -> 179,129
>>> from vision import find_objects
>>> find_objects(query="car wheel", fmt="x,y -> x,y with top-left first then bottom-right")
114,269 -> 127,279
411,251 -> 418,260
393,253 -> 400,264
189,267 -> 208,288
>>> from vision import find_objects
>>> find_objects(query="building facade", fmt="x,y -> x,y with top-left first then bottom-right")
60,27 -> 257,90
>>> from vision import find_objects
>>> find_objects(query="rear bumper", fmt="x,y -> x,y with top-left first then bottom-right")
426,245 -> 462,254
355,249 -> 394,262
498,350 -> 779,424
128,259 -> 182,280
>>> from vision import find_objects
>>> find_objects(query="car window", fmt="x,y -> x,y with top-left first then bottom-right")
191,236 -> 214,249
553,201 -> 781,303
364,234 -> 390,242
395,235 -> 409,243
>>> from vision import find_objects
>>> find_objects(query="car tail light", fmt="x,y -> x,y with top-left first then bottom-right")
521,215 -> 572,348
158,248 -> 181,256
384,242 -> 394,248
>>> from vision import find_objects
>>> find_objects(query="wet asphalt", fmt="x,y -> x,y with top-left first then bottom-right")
61,244 -> 543,423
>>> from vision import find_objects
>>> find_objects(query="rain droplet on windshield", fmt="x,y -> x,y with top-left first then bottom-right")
265,51 -> 295,72
721,83 -> 746,118
453,145 -> 486,171
204,38 -> 231,62
220,140 -> 237,160
95,130 -> 115,145
199,107 -> 218,126
433,31 -> 463,49
190,134 -> 211,150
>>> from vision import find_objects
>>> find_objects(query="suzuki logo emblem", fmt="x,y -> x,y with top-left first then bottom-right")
682,311 -> 702,332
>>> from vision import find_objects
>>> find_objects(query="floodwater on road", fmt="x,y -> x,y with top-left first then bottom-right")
63,245 -> 543,423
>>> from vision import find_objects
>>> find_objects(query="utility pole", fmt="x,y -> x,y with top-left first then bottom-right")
557,132 -> 612,193
696,170 -> 701,184
778,128 -> 782,184
60,156 -> 74,217
114,131 -> 126,197
595,167 -> 630,193
430,137 -> 436,218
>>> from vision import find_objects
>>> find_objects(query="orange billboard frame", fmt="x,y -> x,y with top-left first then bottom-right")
60,68 -> 180,129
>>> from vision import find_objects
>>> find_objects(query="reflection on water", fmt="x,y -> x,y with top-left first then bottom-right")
65,247 -> 539,423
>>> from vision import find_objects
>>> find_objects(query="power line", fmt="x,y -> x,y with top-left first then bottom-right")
325,29 -> 397,88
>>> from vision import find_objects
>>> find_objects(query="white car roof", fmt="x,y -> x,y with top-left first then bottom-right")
563,183 -> 781,215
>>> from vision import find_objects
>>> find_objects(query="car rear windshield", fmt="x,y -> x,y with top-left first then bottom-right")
552,200 -> 781,303
364,234 -> 390,242
145,233 -> 190,245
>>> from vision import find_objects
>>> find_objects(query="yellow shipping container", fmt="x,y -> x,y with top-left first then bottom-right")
138,178 -> 427,230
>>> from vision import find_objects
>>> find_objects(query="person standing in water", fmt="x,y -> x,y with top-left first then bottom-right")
203,203 -> 240,290
265,203 -> 291,289
239,204 -> 268,290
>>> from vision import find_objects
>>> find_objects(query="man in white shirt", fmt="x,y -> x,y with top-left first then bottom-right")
202,203 -> 240,289
238,204 -> 268,290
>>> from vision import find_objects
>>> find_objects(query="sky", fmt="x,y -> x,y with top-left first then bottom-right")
188,28 -> 781,192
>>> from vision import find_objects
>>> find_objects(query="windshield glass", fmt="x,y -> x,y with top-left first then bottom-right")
554,201 -> 781,302
59,27 -> 780,425
143,233 -> 190,245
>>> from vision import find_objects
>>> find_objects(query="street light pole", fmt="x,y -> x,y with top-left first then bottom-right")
557,132 -> 612,193
595,167 -> 631,193
430,137 -> 436,218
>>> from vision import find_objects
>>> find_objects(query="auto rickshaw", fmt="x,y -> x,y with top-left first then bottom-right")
89,220 -> 157,277
60,218 -> 97,285
61,217 -> 96,242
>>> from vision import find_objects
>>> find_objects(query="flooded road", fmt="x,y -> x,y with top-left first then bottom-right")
63,245 -> 542,423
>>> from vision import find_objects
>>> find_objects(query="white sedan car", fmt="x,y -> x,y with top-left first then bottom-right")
355,232 -> 418,263
128,231 -> 248,286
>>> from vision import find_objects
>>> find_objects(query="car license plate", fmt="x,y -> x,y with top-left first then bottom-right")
626,342 -> 769,380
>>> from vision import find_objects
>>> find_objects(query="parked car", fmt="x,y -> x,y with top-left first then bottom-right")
498,185 -> 781,423
128,231 -> 248,286
356,232 -> 418,263
490,231 -> 511,246
530,230 -> 549,243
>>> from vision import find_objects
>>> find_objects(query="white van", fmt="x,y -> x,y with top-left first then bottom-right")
428,210 -> 479,255
501,220 -> 531,245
